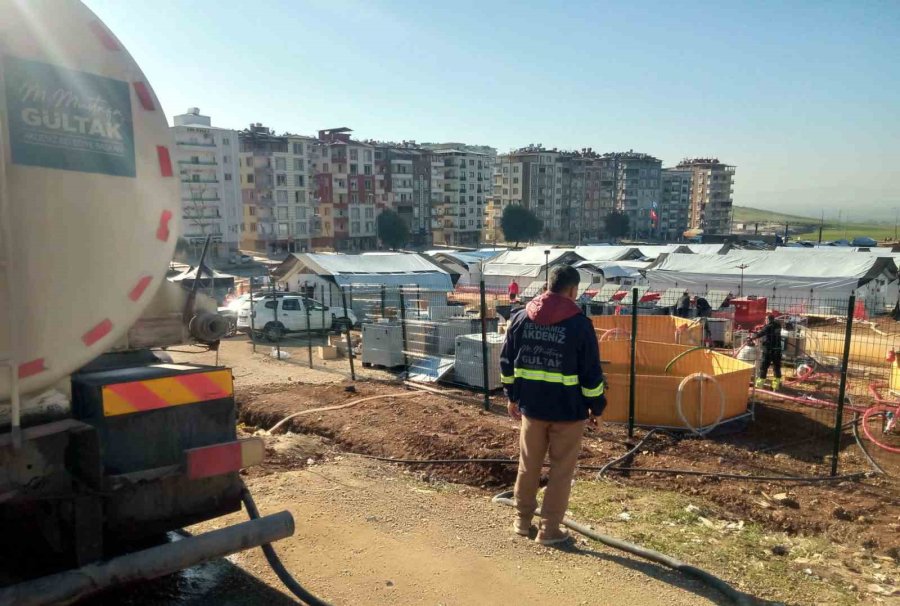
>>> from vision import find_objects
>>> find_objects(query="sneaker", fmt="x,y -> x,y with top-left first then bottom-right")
513,517 -> 533,537
535,528 -> 572,546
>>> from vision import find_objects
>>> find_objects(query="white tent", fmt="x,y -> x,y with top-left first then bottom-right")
572,246 -> 644,262
645,251 -> 898,313
482,246 -> 583,289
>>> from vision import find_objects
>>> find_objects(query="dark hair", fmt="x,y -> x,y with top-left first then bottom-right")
549,265 -> 580,294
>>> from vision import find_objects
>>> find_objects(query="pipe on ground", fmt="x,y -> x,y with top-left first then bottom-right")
492,491 -> 753,606
0,511 -> 294,606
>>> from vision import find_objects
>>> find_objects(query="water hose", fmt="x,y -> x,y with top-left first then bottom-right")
664,346 -> 707,374
862,405 -> 900,454
853,412 -> 887,475
490,490 -> 753,606
267,391 -> 420,434
676,372 -> 725,437
595,429 -> 664,477
350,453 -> 867,483
241,486 -> 330,606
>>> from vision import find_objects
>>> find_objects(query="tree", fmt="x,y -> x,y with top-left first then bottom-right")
605,210 -> 630,240
501,204 -> 543,247
376,209 -> 410,250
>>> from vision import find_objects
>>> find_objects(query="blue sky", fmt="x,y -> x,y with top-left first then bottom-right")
85,0 -> 899,219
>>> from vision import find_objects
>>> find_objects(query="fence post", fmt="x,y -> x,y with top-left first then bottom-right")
271,280 -> 280,361
341,287 -> 356,381
398,288 -> 409,373
831,294 -> 855,476
479,277 -> 491,411
304,281 -> 313,369
249,274 -> 257,353
628,287 -> 639,438
380,284 -> 386,318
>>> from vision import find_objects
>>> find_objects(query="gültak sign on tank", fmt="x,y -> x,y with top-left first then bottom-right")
4,55 -> 135,177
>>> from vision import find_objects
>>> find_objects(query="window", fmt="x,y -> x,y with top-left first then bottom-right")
351,221 -> 360,232
364,150 -> 372,161
224,173 -> 232,181
249,207 -> 256,216
298,207 -> 307,219
282,298 -> 301,311
275,158 -> 286,170
350,180 -> 358,191
469,159 -> 474,166
223,155 -> 231,164
277,190 -> 288,203
364,207 -> 374,218
350,193 -> 358,204
364,165 -> 372,175
276,207 -> 288,220
292,142 -> 304,155
223,137 -> 230,145
365,179 -> 372,190
296,222 -> 307,235
323,162 -> 329,172
278,223 -> 288,235
294,174 -> 305,187
247,174 -> 254,184
365,221 -> 373,232
349,149 -> 358,160
293,158 -> 303,171
264,300 -> 277,310
276,174 -> 287,186
350,164 -> 358,175
294,191 -> 306,204
351,207 -> 360,219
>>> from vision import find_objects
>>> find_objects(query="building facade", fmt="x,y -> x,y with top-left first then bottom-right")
494,146 -> 566,241
660,168 -> 692,240
428,148 -> 492,246
238,124 -> 316,254
171,108 -> 241,258
612,151 -> 662,240
677,158 -> 735,234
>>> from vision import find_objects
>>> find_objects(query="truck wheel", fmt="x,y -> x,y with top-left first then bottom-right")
264,322 -> 284,342
332,315 -> 352,332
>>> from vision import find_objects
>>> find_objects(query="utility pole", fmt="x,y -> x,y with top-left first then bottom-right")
818,210 -> 824,245
736,263 -> 749,297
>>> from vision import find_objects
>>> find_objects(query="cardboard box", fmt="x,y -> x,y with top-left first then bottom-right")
317,345 -> 339,360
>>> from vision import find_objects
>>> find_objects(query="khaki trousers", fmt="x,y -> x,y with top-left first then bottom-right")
513,415 -> 585,532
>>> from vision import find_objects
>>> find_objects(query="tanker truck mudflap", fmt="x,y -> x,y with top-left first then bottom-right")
70,362 -> 263,541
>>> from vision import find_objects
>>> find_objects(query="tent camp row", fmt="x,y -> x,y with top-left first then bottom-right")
645,249 -> 899,313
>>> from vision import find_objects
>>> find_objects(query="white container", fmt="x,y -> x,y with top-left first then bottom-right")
361,322 -> 405,367
453,333 -> 505,390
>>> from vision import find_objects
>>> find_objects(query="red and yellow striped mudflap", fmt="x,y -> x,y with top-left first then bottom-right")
101,369 -> 233,417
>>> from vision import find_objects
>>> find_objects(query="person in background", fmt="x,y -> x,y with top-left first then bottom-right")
751,314 -> 782,390
695,296 -> 712,318
508,278 -> 520,302
675,290 -> 691,318
500,266 -> 606,546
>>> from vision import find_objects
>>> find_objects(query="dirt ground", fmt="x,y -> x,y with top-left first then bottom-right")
157,337 -> 900,605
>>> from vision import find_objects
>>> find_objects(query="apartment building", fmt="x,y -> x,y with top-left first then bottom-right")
309,128 -> 378,251
560,150 -> 617,243
494,146 -> 566,241
171,108 -> 241,258
660,168 -> 692,240
611,151 -> 662,239
429,148 -> 492,246
676,158 -> 735,234
238,124 -> 315,253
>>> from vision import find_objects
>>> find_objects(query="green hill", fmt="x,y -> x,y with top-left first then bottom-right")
732,206 -> 818,225
733,206 -> 896,243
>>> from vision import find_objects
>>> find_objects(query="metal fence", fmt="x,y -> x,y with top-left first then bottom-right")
241,277 -> 900,476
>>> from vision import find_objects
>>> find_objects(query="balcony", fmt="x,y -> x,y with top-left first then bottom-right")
181,178 -> 219,184
179,159 -> 217,166
182,196 -> 221,202
176,140 -> 216,148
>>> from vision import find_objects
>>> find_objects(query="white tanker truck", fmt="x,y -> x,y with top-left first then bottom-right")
0,2 -> 296,603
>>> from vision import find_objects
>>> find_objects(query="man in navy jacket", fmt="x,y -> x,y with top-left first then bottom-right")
500,265 -> 606,545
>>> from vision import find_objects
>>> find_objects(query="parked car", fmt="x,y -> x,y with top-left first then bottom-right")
236,295 -> 358,341
229,253 -> 254,265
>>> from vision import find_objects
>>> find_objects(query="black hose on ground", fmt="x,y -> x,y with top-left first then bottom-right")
241,486 -> 331,606
595,428 -> 664,478
852,412 -> 887,475
350,453 -> 868,483
491,490 -> 754,606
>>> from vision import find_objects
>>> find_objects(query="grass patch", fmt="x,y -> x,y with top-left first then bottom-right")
565,482 -> 856,605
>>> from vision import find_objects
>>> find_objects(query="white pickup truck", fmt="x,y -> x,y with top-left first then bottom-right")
236,294 -> 357,341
